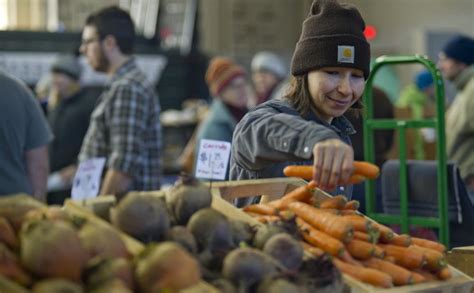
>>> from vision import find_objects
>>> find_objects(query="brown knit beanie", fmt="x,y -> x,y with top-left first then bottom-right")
291,0 -> 370,79
205,57 -> 246,96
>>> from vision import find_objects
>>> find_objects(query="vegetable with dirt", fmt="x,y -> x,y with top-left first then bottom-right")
110,193 -> 170,243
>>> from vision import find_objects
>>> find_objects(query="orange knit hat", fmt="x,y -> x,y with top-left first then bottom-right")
205,57 -> 246,96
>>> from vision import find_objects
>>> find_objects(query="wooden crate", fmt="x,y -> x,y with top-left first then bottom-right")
209,178 -> 474,293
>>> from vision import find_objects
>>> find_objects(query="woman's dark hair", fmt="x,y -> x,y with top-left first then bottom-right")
285,75 -> 363,117
85,6 -> 135,55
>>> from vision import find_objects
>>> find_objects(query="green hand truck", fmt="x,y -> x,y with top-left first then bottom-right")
362,55 -> 450,246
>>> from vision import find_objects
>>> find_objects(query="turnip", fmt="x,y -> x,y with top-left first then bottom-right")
32,278 -> 83,293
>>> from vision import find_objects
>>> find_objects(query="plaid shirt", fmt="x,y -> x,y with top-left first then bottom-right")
79,58 -> 162,190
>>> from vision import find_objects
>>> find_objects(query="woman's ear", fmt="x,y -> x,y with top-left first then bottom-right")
102,35 -> 118,52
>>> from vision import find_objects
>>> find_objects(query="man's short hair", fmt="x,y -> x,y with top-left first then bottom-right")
85,6 -> 135,55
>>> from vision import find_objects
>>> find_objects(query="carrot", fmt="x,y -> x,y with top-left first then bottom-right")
384,255 -> 396,263
339,250 -> 363,266
437,267 -> 452,280
342,215 -> 372,232
317,195 -> 347,209
373,245 -> 386,258
289,202 -> 354,243
314,208 -> 342,215
409,245 -> 447,271
364,258 -> 414,286
278,210 -> 295,221
353,161 -> 380,179
371,222 -> 394,242
243,203 -> 277,215
354,231 -> 379,244
386,234 -> 412,247
413,269 -> 437,282
269,182 -> 315,209
296,217 -> 345,257
379,244 -> 426,270
411,237 -> 446,253
343,200 -> 360,210
301,241 -> 326,258
333,258 -> 393,288
283,164 -> 370,184
254,215 -> 280,223
339,209 -> 359,216
283,165 -> 313,180
345,239 -> 375,260
411,271 -> 427,283
0,217 -> 18,249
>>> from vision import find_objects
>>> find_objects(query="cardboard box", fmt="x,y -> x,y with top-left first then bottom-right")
209,178 -> 474,292
448,246 -> 474,278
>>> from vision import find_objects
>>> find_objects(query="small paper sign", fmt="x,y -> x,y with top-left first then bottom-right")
71,157 -> 106,201
195,139 -> 231,180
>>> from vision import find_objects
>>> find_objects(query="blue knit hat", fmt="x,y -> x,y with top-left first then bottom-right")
414,70 -> 433,91
442,35 -> 474,65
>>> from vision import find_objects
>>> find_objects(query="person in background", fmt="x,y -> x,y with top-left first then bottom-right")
396,70 -> 435,160
0,71 -> 53,201
231,0 -> 371,206
438,35 -> 474,203
195,57 -> 255,180
79,6 -> 162,196
251,51 -> 288,105
46,54 -> 98,204
34,74 -> 51,115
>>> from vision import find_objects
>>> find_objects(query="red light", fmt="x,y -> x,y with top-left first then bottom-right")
364,25 -> 377,41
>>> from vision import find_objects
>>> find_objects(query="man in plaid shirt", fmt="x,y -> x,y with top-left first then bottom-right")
78,6 -> 162,195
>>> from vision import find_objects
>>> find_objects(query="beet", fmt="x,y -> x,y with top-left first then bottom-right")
0,194 -> 45,232
20,220 -> 87,282
257,278 -> 303,293
110,194 -> 170,243
296,254 -> 343,293
252,224 -> 288,249
166,175 -> 212,225
210,278 -> 237,293
0,243 -> 32,286
135,242 -> 201,293
222,248 -> 277,289
263,233 -> 303,271
32,278 -> 84,293
187,208 -> 234,253
88,279 -> 133,293
85,258 -> 134,290
79,223 -> 129,260
165,226 -> 198,254
230,220 -> 254,246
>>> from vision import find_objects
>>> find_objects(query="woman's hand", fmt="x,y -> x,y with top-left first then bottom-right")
312,138 -> 354,190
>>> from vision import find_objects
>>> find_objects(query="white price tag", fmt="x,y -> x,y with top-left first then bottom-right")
195,139 -> 231,180
71,158 -> 106,201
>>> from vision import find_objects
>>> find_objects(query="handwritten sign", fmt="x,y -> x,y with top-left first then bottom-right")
71,158 -> 106,201
195,139 -> 231,180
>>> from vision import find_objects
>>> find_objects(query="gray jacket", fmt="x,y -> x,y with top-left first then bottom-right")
230,99 -> 356,206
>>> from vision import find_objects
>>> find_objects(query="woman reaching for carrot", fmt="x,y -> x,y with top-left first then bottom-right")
230,0 -> 371,207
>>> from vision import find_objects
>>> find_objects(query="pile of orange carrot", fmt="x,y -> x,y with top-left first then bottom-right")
242,181 -> 451,289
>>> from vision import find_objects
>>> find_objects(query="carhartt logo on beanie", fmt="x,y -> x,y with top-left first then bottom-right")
205,57 -> 246,96
442,35 -> 474,66
291,0 -> 371,79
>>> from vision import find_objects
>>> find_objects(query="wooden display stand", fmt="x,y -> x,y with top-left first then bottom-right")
209,178 -> 474,293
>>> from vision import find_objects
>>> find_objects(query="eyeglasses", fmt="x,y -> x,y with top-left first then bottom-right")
81,37 -> 100,46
